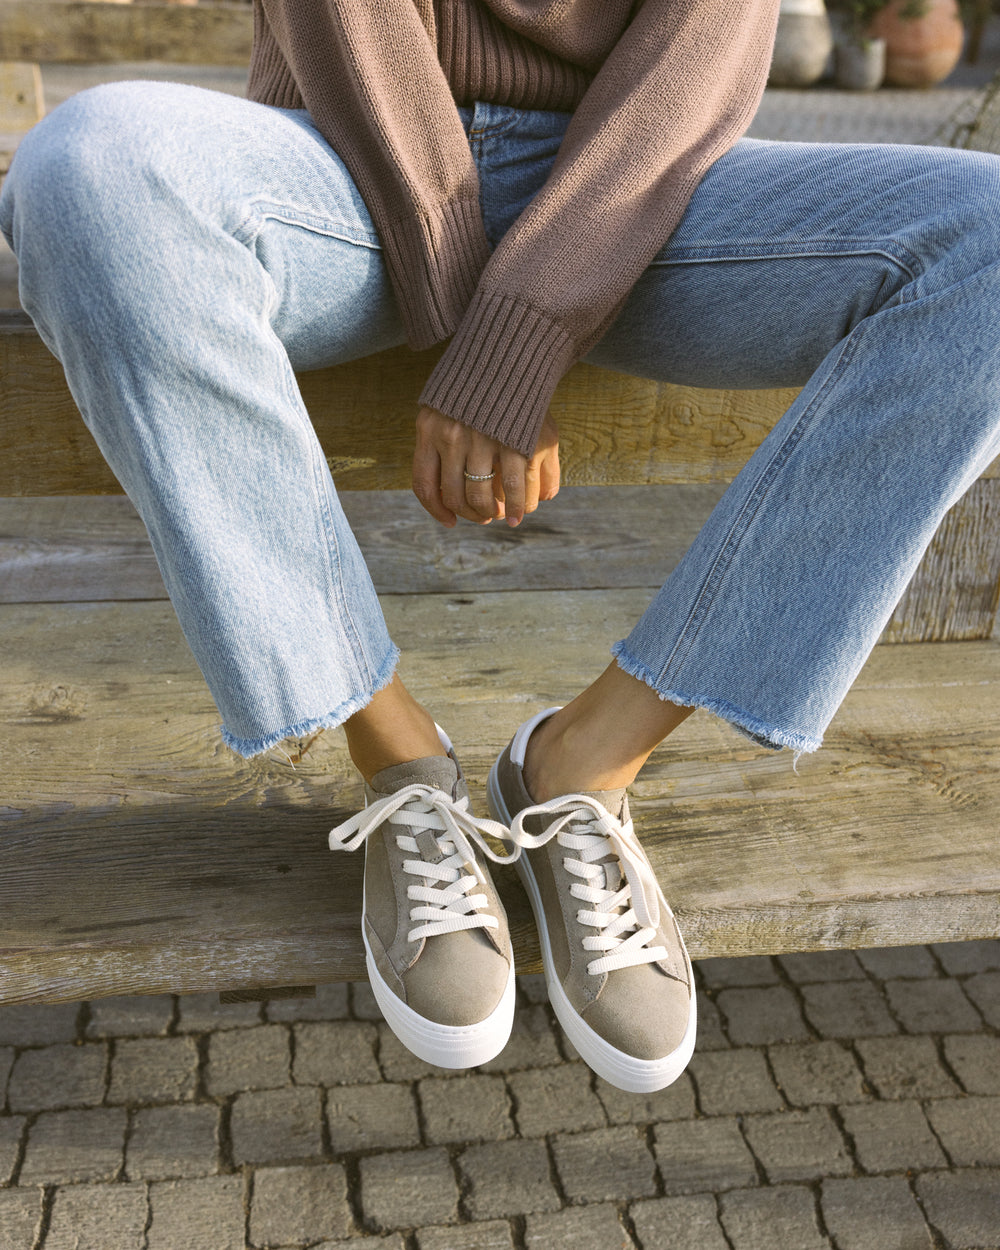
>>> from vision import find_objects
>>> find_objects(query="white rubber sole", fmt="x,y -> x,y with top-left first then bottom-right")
488,758 -> 697,1093
363,927 -> 516,1069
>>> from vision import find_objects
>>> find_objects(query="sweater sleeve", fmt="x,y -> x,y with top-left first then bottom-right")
420,0 -> 781,455
255,0 -> 491,348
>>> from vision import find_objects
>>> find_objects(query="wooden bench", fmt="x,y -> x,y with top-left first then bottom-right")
1,11 -> 999,1006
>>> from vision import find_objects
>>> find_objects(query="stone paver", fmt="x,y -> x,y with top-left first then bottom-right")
176,994 -> 262,1031
931,939 -> 1000,975
508,1064 -> 605,1136
696,956 -> 780,988
0,1188 -> 44,1250
715,986 -> 810,1045
777,951 -> 865,983
915,1169 -> 1000,1250
594,1072 -> 696,1124
147,1176 -> 245,1250
719,1186 -> 828,1250
963,969 -> 1000,1028
45,1182 -> 149,1250
551,1125 -> 658,1205
856,946 -> 938,981
265,982 -> 350,1021
419,1073 -> 514,1144
419,1220 -> 515,1250
854,1036 -> 960,1100
476,1004 -> 563,1073
742,1108 -> 852,1183
800,982 -> 897,1038
689,1048 -> 784,1115
295,1020 -> 381,1085
8,1042 -> 107,1112
0,1114 -> 25,1184
230,1086 -> 324,1165
821,1177 -> 933,1250
361,1148 -> 460,1230
109,1035 -> 199,1104
327,1081 -> 421,1153
653,1117 -> 758,1196
942,1033 -> 1000,1095
839,1101 -> 946,1173
376,1024 -> 455,1082
693,996 -> 731,1050
2,941 -> 1000,1247
924,1095 -> 1000,1166
768,1041 -> 868,1107
206,1024 -> 290,1095
0,1003 -> 79,1047
19,1107 -> 127,1184
86,995 -> 174,1038
249,1163 -> 352,1247
460,1139 -> 560,1219
630,1194 -> 729,1250
524,1203 -> 636,1248
126,1103 -> 220,1180
885,978 -> 983,1034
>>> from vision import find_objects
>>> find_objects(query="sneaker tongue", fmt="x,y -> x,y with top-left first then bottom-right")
576,788 -> 628,822
369,755 -> 461,801
572,788 -> 629,894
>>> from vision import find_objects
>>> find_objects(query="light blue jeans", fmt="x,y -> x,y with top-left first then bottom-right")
3,83 -> 1000,756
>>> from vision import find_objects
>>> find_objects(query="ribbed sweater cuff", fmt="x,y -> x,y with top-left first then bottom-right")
419,290 -> 578,456
380,199 -> 491,351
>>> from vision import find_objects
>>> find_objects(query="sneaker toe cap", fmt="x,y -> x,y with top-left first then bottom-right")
581,965 -> 692,1061
403,930 -> 511,1028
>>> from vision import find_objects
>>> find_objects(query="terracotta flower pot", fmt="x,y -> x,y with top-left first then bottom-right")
867,0 -> 965,88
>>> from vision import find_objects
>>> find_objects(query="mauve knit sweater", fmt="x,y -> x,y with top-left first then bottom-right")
247,0 -> 780,455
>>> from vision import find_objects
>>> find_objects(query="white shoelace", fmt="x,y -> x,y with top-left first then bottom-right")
507,795 -> 668,976
329,785 -> 518,942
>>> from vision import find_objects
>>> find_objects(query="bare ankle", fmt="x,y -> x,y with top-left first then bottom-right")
344,677 -> 447,784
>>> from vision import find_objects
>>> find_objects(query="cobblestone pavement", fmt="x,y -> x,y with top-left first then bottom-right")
1,941 -> 999,1249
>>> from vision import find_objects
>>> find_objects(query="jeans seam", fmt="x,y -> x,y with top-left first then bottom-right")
656,325 -> 866,680
650,242 -> 921,279
233,200 -> 382,252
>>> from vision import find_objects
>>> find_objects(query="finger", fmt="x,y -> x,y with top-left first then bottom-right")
498,447 -> 529,527
463,464 -> 502,523
412,444 -> 456,527
539,446 -> 561,501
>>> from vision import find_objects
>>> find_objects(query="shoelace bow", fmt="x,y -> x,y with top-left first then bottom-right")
507,795 -> 668,976
329,785 -> 518,942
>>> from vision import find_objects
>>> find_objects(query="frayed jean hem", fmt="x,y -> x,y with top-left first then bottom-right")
220,643 -> 400,758
611,641 -> 822,756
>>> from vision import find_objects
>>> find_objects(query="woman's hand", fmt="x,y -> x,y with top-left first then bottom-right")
412,406 -> 560,528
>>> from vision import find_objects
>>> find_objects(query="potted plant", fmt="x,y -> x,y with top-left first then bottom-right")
830,0 -> 965,86
832,1 -> 888,88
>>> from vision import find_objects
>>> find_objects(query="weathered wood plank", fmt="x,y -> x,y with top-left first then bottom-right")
0,488 -> 726,602
0,1 -> 253,66
0,61 -> 44,131
5,312 -> 999,496
1,311 -> 804,492
2,594 -> 997,1003
885,478 -> 1000,642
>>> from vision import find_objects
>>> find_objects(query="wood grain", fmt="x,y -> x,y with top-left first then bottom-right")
0,488 -> 726,603
2,594 -> 997,1003
885,478 -> 1000,642
0,61 -> 44,130
0,1 -> 252,65
6,313 -> 999,496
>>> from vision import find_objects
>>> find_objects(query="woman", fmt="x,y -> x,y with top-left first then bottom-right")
3,0 -> 999,1092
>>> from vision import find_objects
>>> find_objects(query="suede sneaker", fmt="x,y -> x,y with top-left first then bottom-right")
488,708 -> 696,1092
329,731 -> 516,1069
